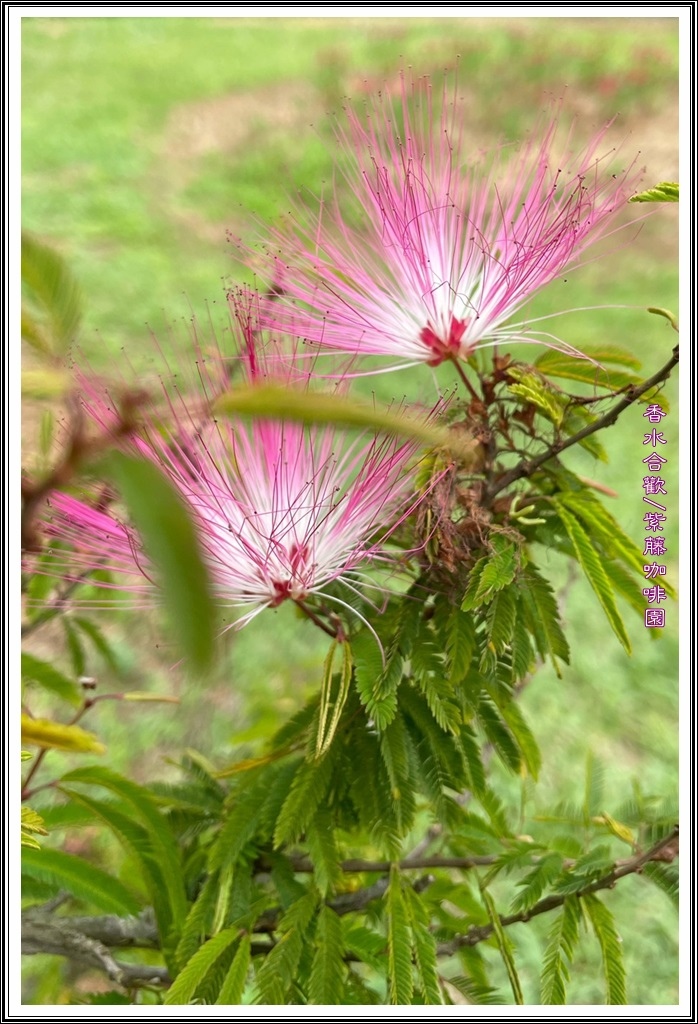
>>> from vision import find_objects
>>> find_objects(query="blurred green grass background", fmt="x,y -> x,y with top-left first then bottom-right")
22,15 -> 679,1005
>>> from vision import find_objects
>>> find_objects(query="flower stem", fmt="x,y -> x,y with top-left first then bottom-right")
293,599 -> 341,639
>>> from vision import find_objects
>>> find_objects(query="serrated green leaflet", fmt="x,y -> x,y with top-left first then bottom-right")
165,926 -> 241,1005
386,868 -> 414,1005
253,892 -> 318,1004
308,906 -> 346,1005
582,894 -> 627,1004
540,897 -> 582,1004
629,181 -> 678,203
215,934 -> 251,1005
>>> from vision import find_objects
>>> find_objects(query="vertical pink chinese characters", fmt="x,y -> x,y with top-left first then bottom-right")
641,404 -> 669,628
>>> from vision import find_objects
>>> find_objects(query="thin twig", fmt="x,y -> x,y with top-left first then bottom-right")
484,345 -> 678,504
287,853 -> 498,874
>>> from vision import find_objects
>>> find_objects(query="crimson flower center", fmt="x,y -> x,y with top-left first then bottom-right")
419,315 -> 468,366
270,542 -> 311,606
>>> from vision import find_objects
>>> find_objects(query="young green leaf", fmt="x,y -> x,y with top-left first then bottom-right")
316,641 -> 352,757
629,181 -> 678,203
21,715 -> 104,754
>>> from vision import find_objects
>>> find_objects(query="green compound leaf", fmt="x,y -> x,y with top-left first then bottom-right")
165,927 -> 241,1005
642,862 -> 679,910
352,629 -> 399,730
403,886 -> 442,1005
554,503 -> 631,654
540,896 -> 582,1004
21,847 -> 141,916
581,894 -> 627,1005
474,539 -> 518,605
308,906 -> 346,1005
507,370 -> 565,427
629,181 -> 678,203
305,811 -> 342,897
386,868 -> 414,1005
215,934 -> 251,1005
253,892 -> 318,1005
273,744 -> 339,848
60,766 -> 188,936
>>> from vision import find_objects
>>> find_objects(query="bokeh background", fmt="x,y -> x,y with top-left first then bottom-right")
22,15 -> 679,1004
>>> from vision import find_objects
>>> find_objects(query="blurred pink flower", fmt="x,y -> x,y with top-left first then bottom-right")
256,76 -> 643,371
44,314 -> 439,629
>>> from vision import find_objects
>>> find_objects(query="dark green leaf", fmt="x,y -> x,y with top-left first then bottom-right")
21,653 -> 81,706
518,565 -> 569,672
305,811 -> 341,897
510,853 -> 563,914
273,745 -> 338,847
101,452 -> 216,674
21,847 -> 140,916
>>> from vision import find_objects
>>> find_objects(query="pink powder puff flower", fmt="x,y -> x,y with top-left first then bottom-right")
256,75 -> 643,372
42,313 -> 444,632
